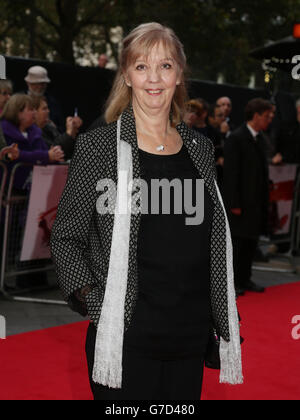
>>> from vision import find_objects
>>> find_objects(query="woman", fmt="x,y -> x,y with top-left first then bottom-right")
33,96 -> 82,161
0,94 -> 65,288
50,23 -> 243,400
0,80 -> 20,162
1,94 -> 64,191
184,99 -> 208,132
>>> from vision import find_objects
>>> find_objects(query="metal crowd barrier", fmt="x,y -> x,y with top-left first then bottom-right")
0,162 -> 67,305
254,164 -> 300,274
1,160 -> 300,304
0,162 -> 8,226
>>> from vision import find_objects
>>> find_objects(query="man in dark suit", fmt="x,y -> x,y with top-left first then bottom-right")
216,96 -> 236,138
223,98 -> 274,295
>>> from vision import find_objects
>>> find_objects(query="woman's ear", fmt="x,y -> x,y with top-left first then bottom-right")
123,73 -> 132,88
176,69 -> 183,86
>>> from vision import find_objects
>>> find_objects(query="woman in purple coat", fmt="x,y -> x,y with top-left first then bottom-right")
1,94 -> 64,192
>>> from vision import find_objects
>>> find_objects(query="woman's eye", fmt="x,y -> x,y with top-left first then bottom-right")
136,64 -> 146,71
162,63 -> 172,69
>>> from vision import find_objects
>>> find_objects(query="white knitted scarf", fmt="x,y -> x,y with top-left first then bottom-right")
92,116 -> 243,388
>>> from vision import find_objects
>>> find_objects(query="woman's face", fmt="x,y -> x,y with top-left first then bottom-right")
184,111 -> 198,127
18,104 -> 36,130
35,100 -> 50,128
0,88 -> 12,110
124,42 -> 182,116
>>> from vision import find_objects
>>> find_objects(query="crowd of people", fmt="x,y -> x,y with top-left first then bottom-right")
1,64 -> 300,296
184,95 -> 300,295
0,66 -> 85,289
0,66 -> 83,190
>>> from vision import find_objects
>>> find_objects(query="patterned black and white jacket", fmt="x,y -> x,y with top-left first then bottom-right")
50,107 -> 243,384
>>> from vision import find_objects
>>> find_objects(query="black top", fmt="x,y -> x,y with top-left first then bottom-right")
123,143 -> 213,360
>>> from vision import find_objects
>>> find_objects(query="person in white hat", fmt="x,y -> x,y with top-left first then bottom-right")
24,65 -> 65,133
25,66 -> 50,97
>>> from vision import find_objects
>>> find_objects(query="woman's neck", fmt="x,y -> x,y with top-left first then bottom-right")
19,123 -> 31,133
133,103 -> 172,139
19,125 -> 27,133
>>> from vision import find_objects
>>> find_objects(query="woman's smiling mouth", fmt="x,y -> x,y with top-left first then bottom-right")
145,89 -> 164,96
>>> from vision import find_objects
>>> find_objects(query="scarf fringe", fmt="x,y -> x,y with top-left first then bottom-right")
93,357 -> 123,389
220,338 -> 243,385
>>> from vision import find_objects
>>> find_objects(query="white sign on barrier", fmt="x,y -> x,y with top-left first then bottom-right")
0,55 -> 6,79
268,164 -> 298,236
0,315 -> 6,339
21,165 -> 68,261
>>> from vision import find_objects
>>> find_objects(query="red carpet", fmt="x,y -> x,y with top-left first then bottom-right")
0,282 -> 299,400
203,282 -> 300,400
0,320 -> 92,400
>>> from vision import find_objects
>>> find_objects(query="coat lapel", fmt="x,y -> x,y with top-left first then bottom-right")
176,122 -> 219,205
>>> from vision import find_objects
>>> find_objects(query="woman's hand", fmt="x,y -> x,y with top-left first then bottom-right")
272,153 -> 283,165
0,144 -> 20,161
49,145 -> 65,162
66,116 -> 83,139
73,116 -> 83,130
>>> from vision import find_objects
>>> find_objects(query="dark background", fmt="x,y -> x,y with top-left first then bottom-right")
4,55 -> 297,131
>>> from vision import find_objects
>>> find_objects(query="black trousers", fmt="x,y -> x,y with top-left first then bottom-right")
85,323 -> 205,401
232,236 -> 258,289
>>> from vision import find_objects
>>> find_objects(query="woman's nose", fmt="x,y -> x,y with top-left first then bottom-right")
147,67 -> 161,83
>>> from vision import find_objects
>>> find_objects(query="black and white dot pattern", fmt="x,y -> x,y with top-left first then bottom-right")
50,107 -> 230,342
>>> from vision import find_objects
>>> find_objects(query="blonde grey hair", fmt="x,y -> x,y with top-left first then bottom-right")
105,22 -> 188,127
0,79 -> 13,93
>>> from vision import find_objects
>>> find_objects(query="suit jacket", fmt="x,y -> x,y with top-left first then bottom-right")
50,107 -> 232,342
223,124 -> 269,239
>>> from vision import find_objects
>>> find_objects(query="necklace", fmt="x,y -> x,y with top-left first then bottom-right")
136,127 -> 180,153
156,144 -> 165,152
